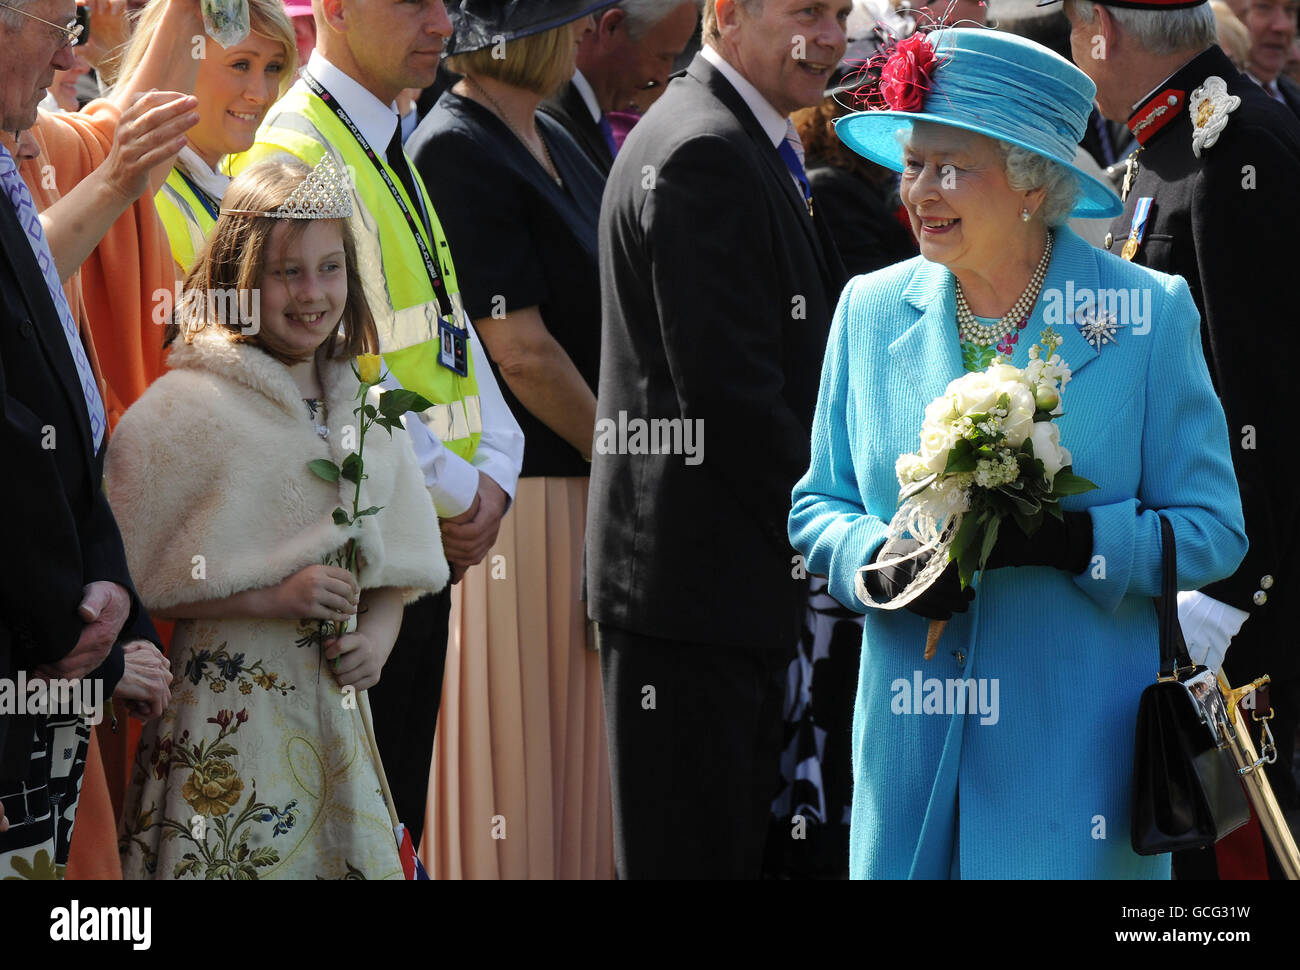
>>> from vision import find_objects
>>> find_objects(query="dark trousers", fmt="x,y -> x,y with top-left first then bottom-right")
597,623 -> 790,879
368,586 -> 451,850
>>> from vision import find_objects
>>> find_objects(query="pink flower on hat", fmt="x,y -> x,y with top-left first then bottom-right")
879,34 -> 937,112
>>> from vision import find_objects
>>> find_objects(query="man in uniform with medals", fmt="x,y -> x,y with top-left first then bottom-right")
233,0 -> 525,854
1050,0 -> 1300,878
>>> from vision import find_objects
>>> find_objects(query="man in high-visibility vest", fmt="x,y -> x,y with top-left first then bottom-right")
234,0 -> 523,849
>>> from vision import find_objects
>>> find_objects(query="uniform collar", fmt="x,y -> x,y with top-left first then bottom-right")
1126,46 -> 1229,146
305,50 -> 401,152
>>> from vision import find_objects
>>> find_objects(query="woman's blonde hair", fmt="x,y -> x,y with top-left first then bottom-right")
176,158 -> 377,363
446,21 -> 578,98
105,0 -> 297,93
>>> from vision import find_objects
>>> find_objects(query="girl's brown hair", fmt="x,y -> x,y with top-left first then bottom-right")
175,157 -> 378,363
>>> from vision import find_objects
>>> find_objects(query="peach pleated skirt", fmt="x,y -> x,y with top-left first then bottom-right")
422,477 -> 613,879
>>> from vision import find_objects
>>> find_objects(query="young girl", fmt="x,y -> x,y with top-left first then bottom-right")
109,157 -> 448,880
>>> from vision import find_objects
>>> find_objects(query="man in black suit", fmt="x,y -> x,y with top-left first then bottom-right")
587,0 -> 850,879
541,0 -> 703,175
1062,0 -> 1300,878
1226,0 -> 1300,117
0,0 -> 154,871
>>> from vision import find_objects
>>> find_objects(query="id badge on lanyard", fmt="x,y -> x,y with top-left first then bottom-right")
437,292 -> 470,377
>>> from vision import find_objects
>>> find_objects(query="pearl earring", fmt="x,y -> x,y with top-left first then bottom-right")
1021,208 -> 1032,222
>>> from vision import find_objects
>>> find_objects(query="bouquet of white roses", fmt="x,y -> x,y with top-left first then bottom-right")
856,329 -> 1096,658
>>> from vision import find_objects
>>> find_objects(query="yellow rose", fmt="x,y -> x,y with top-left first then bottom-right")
181,760 -> 244,817
357,353 -> 383,385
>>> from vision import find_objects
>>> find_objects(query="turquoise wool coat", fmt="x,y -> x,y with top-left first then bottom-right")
788,226 -> 1247,879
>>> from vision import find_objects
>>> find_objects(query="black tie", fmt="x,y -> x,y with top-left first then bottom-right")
386,126 -> 429,234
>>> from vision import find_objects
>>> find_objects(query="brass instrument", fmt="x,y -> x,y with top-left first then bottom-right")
1218,673 -> 1300,879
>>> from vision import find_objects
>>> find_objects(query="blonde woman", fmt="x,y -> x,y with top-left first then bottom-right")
114,0 -> 297,272
407,0 -> 616,879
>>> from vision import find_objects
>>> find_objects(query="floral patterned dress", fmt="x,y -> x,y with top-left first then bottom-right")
118,399 -> 403,880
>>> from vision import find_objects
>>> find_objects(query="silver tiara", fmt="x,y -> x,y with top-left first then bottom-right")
221,154 -> 354,220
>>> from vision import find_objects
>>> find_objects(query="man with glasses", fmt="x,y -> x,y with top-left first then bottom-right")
0,0 -> 150,878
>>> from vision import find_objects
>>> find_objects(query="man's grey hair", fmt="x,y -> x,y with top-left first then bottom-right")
0,0 -> 41,30
1067,0 -> 1218,55
619,0 -> 703,41
998,142 -> 1080,227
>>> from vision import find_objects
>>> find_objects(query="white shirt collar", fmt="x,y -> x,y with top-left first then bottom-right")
700,44 -> 788,149
571,68 -> 602,124
305,50 -> 401,152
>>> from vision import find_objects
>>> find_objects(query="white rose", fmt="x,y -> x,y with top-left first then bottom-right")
983,363 -> 1023,386
918,422 -> 954,461
946,373 -> 999,415
1028,421 -> 1068,483
1000,383 -> 1036,447
924,395 -> 957,426
895,453 -> 930,485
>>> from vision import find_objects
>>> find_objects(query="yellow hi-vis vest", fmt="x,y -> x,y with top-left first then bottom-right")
233,82 -> 482,462
155,166 -> 218,274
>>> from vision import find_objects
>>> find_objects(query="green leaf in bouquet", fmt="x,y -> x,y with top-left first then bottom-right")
363,403 -> 377,421
341,452 -> 364,485
949,510 -> 982,566
378,388 -> 434,420
998,487 -> 1040,516
995,392 -> 1010,415
355,505 -> 383,518
1011,506 -> 1044,537
1049,468 -> 1098,497
308,458 -> 340,482
977,515 -> 1001,571
1033,411 -> 1054,422
332,508 -> 351,526
1043,500 -> 1065,521
944,438 -> 977,475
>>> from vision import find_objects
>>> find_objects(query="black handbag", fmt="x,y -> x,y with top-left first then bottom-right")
1130,515 -> 1251,855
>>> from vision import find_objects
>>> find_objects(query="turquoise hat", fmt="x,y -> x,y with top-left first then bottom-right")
835,28 -> 1122,219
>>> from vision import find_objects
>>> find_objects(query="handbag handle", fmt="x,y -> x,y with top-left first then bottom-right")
1155,514 -> 1195,680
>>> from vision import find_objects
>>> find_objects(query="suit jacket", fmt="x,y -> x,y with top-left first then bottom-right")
1278,73 -> 1300,122
806,160 -> 917,277
789,227 -> 1247,877
541,80 -> 614,177
586,52 -> 846,650
0,194 -> 146,778
1104,45 -> 1300,679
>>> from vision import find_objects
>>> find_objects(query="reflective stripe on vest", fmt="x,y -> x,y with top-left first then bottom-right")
155,167 -> 217,273
235,85 -> 481,461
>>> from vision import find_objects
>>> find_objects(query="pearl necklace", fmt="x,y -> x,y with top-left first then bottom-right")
466,76 -> 562,187
955,231 -> 1054,346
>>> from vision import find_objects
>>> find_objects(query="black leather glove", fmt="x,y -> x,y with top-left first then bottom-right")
983,509 -> 1093,573
864,538 -> 974,621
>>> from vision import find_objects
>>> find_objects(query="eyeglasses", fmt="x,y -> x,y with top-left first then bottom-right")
0,2 -> 85,47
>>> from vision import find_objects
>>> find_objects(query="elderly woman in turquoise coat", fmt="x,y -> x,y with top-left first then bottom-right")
788,28 -> 1247,879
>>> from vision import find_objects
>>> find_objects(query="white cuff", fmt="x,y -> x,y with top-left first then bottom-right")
1176,590 -> 1250,673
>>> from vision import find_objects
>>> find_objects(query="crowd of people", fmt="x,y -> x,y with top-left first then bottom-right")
0,0 -> 1296,881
